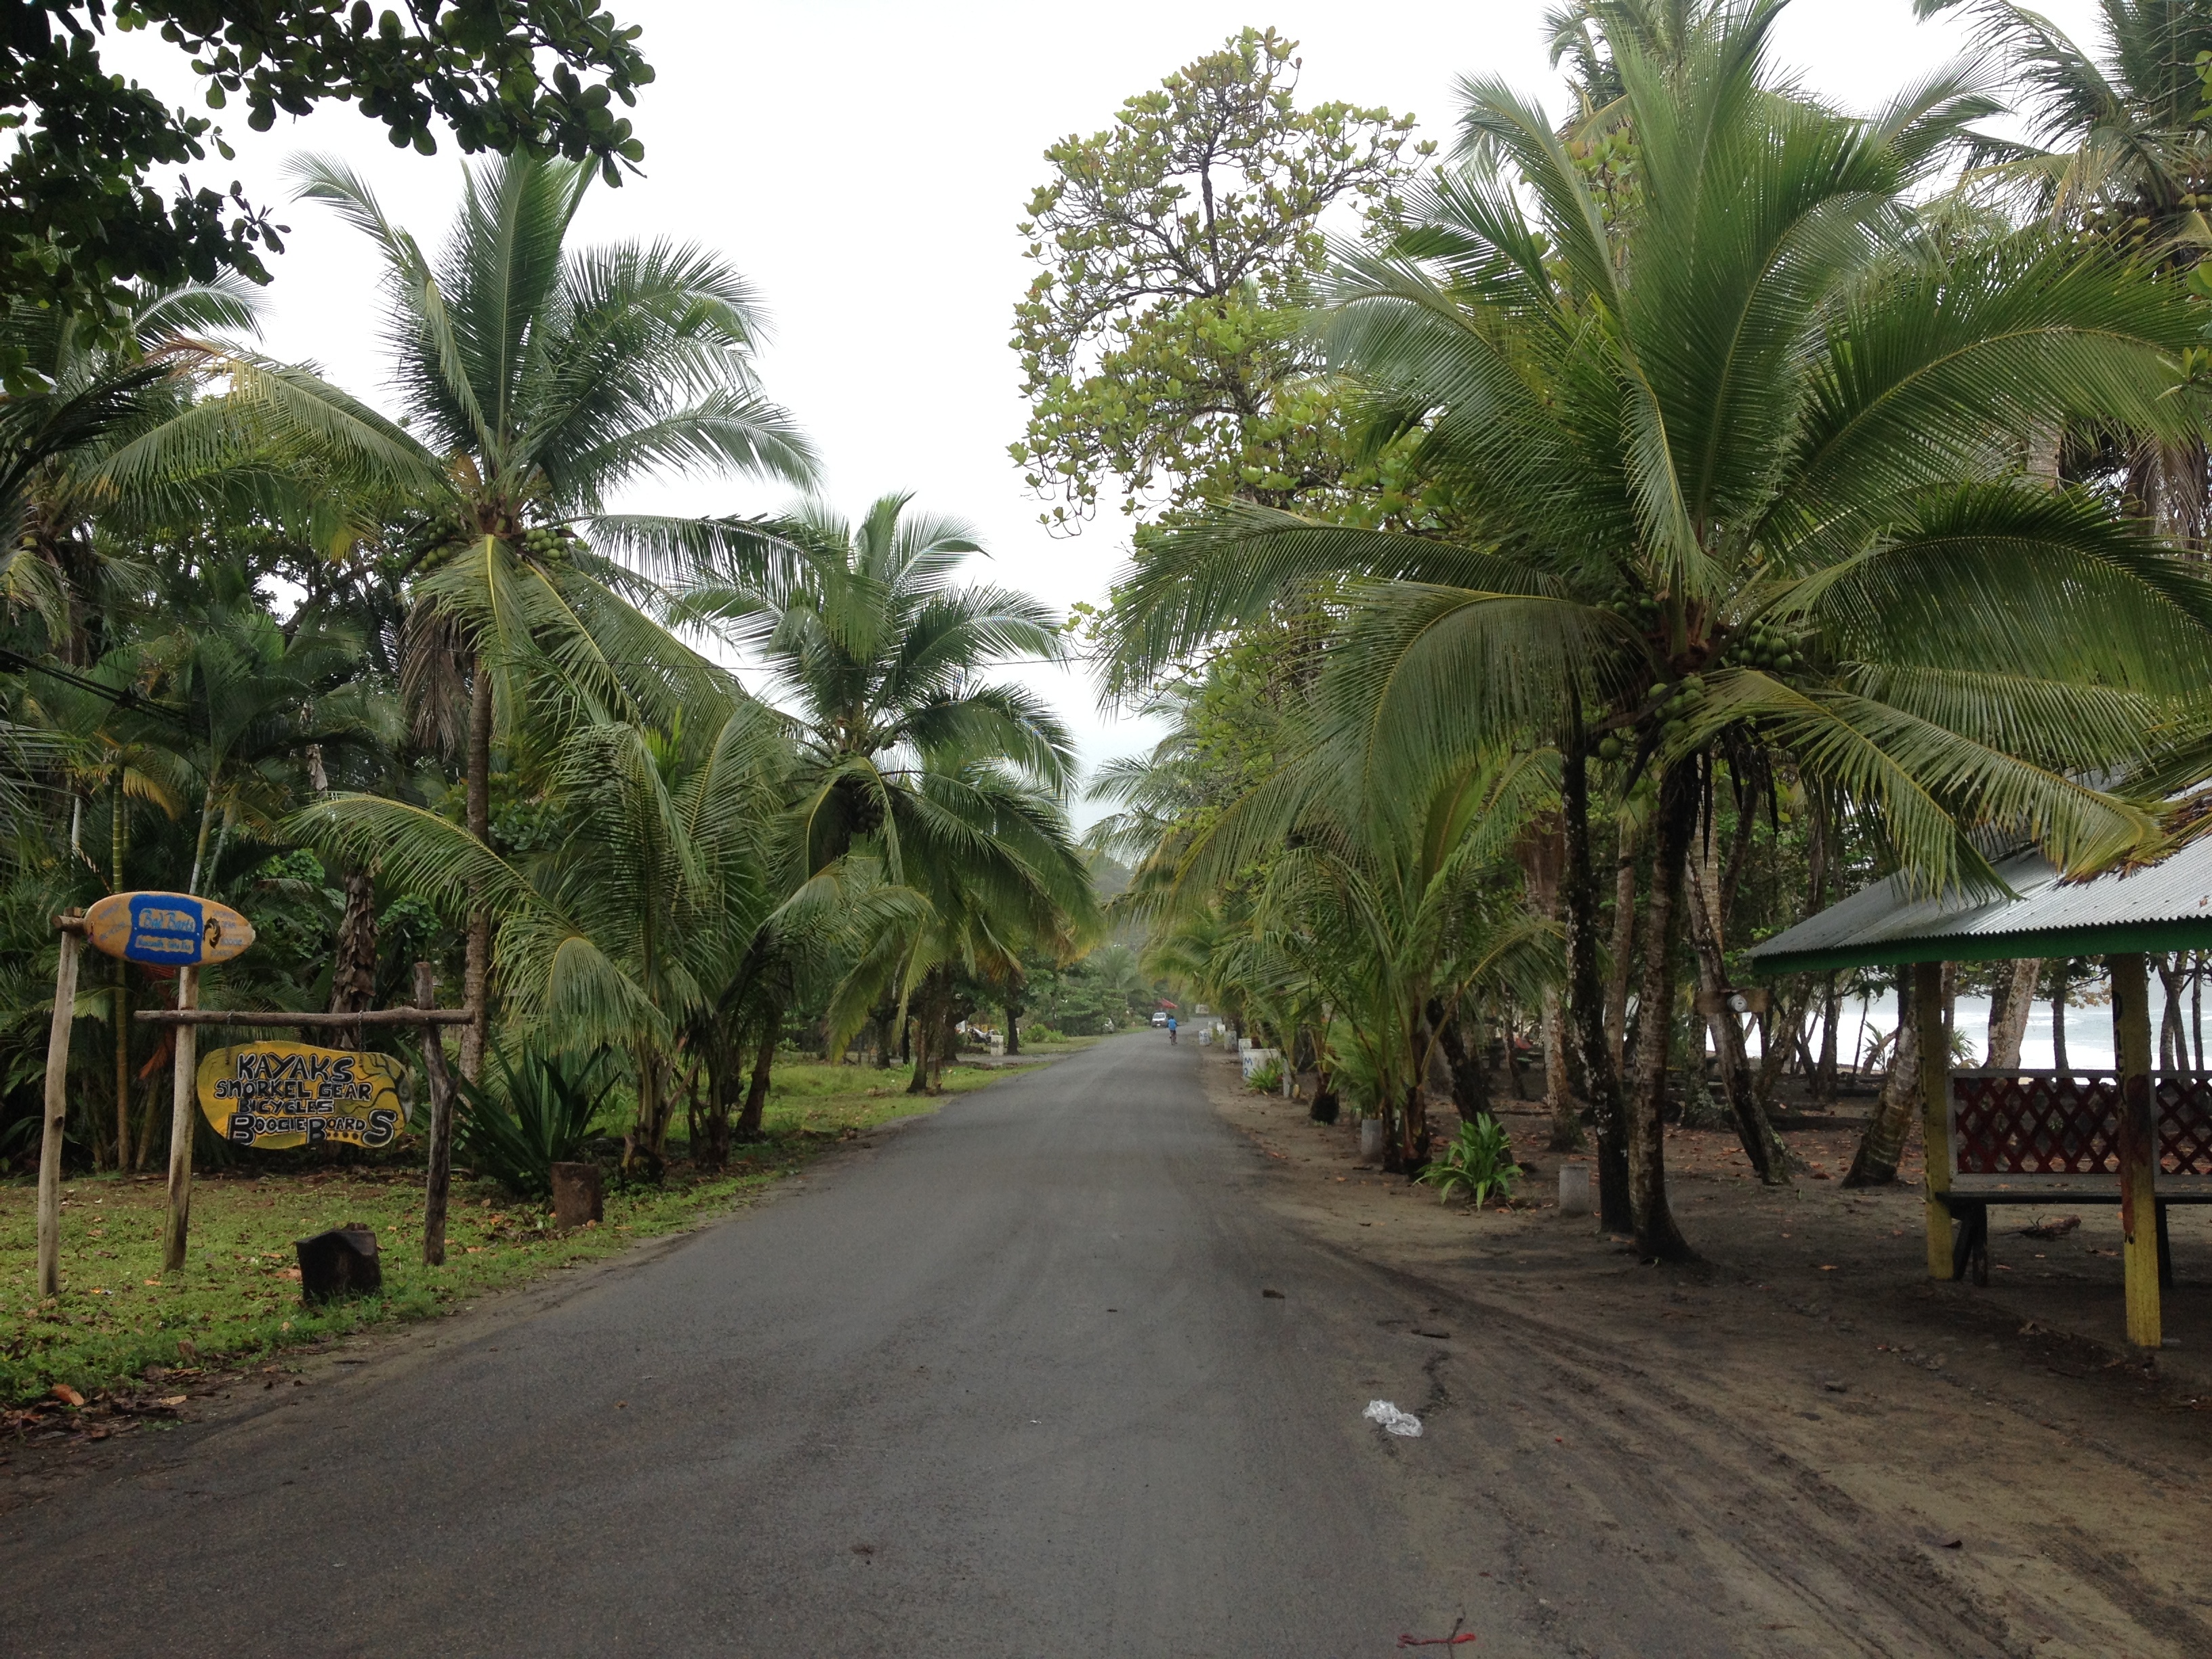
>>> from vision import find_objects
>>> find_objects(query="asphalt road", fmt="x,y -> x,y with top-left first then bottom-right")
1,1036 -> 1465,1657
5,1032 -> 1892,1659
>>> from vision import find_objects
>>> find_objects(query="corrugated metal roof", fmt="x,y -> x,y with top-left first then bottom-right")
1747,836 -> 2212,975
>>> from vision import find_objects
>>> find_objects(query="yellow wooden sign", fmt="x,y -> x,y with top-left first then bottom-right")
85,890 -> 255,968
195,1043 -> 409,1150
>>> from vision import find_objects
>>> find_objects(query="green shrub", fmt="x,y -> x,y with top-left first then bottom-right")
1246,1058 -> 1284,1093
1021,1023 -> 1065,1045
455,1046 -> 616,1198
1417,1113 -> 1523,1210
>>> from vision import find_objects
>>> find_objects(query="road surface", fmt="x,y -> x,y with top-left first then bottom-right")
0,1034 -> 1982,1657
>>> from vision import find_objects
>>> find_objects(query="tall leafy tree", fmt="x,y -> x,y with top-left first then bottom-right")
1012,27 -> 1427,529
295,150 -> 816,1075
1104,0 -> 2212,1257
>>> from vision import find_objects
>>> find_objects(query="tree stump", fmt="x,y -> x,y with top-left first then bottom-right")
550,1162 -> 604,1230
295,1225 -> 382,1302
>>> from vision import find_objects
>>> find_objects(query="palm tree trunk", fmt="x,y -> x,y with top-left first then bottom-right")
623,1042 -> 663,1173
1429,1001 -> 1490,1124
186,779 -> 219,895
907,970 -> 943,1095
1004,994 -> 1022,1055
1815,975 -> 1839,1103
737,1000 -> 782,1140
1397,1081 -> 1428,1171
110,764 -> 129,1171
1627,762 -> 1694,1259
1561,745 -> 1632,1230
1604,821 -> 1639,1071
327,867 -> 377,1050
2052,964 -> 2070,1076
701,1023 -> 735,1169
462,658 -> 492,1082
1540,988 -> 1580,1150
1683,831 -> 1788,1183
1843,963 -> 1951,1186
1843,999 -> 1916,1187
2158,956 -> 2185,1074
1986,958 -> 2040,1070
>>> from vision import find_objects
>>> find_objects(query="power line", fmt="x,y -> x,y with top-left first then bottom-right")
0,649 -> 190,723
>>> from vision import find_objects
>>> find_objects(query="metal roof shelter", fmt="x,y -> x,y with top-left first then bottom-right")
1748,836 -> 2212,1350
1746,837 -> 2212,977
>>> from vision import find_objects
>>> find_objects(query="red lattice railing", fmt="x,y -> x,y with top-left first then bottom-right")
1950,1071 -> 2212,1180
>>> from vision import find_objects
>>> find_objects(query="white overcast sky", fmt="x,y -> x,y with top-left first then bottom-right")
108,0 -> 2108,821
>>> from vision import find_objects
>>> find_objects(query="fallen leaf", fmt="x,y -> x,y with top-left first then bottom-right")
50,1384 -> 83,1408
157,1395 -> 187,1408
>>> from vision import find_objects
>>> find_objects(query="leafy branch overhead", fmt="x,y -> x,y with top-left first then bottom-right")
0,0 -> 653,380
1010,27 -> 1431,525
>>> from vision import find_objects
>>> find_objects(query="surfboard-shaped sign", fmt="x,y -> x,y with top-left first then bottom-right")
196,1042 -> 409,1150
83,891 -> 254,968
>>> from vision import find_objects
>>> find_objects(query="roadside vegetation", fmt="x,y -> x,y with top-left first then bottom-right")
15,0 -> 2212,1410
0,10 -> 1120,1406
1067,5 -> 2212,1260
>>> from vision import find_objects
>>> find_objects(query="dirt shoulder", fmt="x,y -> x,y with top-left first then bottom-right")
1207,1051 -> 2212,1658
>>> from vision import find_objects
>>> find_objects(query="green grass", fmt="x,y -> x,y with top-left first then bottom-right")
1,1057 -> 1034,1402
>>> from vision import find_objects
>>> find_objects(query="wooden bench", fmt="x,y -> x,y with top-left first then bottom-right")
1943,1070 -> 2212,1285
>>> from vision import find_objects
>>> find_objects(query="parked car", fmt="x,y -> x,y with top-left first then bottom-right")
1151,1010 -> 1168,1027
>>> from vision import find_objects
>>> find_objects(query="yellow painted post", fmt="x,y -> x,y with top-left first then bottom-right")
1917,959 -> 1953,1279
2110,952 -> 2161,1349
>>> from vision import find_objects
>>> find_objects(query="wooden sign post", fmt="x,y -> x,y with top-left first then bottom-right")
36,915 -> 84,1298
79,892 -> 256,1274
161,964 -> 199,1273
135,986 -> 475,1274
415,962 -> 459,1267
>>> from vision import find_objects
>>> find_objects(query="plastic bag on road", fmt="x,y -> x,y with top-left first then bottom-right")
1363,1399 -> 1422,1437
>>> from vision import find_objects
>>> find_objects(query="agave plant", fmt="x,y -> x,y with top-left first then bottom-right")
454,1044 -> 615,1199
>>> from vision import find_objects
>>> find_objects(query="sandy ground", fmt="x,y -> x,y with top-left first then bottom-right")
1208,1046 -> 2212,1658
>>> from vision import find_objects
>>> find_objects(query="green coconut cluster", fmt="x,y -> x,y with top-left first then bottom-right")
516,523 -> 580,562
1594,592 -> 1662,632
1725,616 -> 1807,673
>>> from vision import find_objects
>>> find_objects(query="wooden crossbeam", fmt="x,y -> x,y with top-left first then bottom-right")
135,1008 -> 473,1027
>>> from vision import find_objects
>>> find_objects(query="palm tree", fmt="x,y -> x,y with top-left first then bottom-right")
296,695 -> 789,1166
1139,708 -> 1559,1164
1103,0 -> 2212,1257
1919,0 -> 2212,540
294,150 -> 817,1075
678,492 -> 1098,1092
680,493 -> 1078,870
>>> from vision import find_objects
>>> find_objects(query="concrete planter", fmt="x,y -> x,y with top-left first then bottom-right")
1557,1161 -> 1592,1218
1358,1118 -> 1386,1162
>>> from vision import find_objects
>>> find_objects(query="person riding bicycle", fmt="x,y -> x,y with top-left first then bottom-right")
1167,1014 -> 1178,1045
